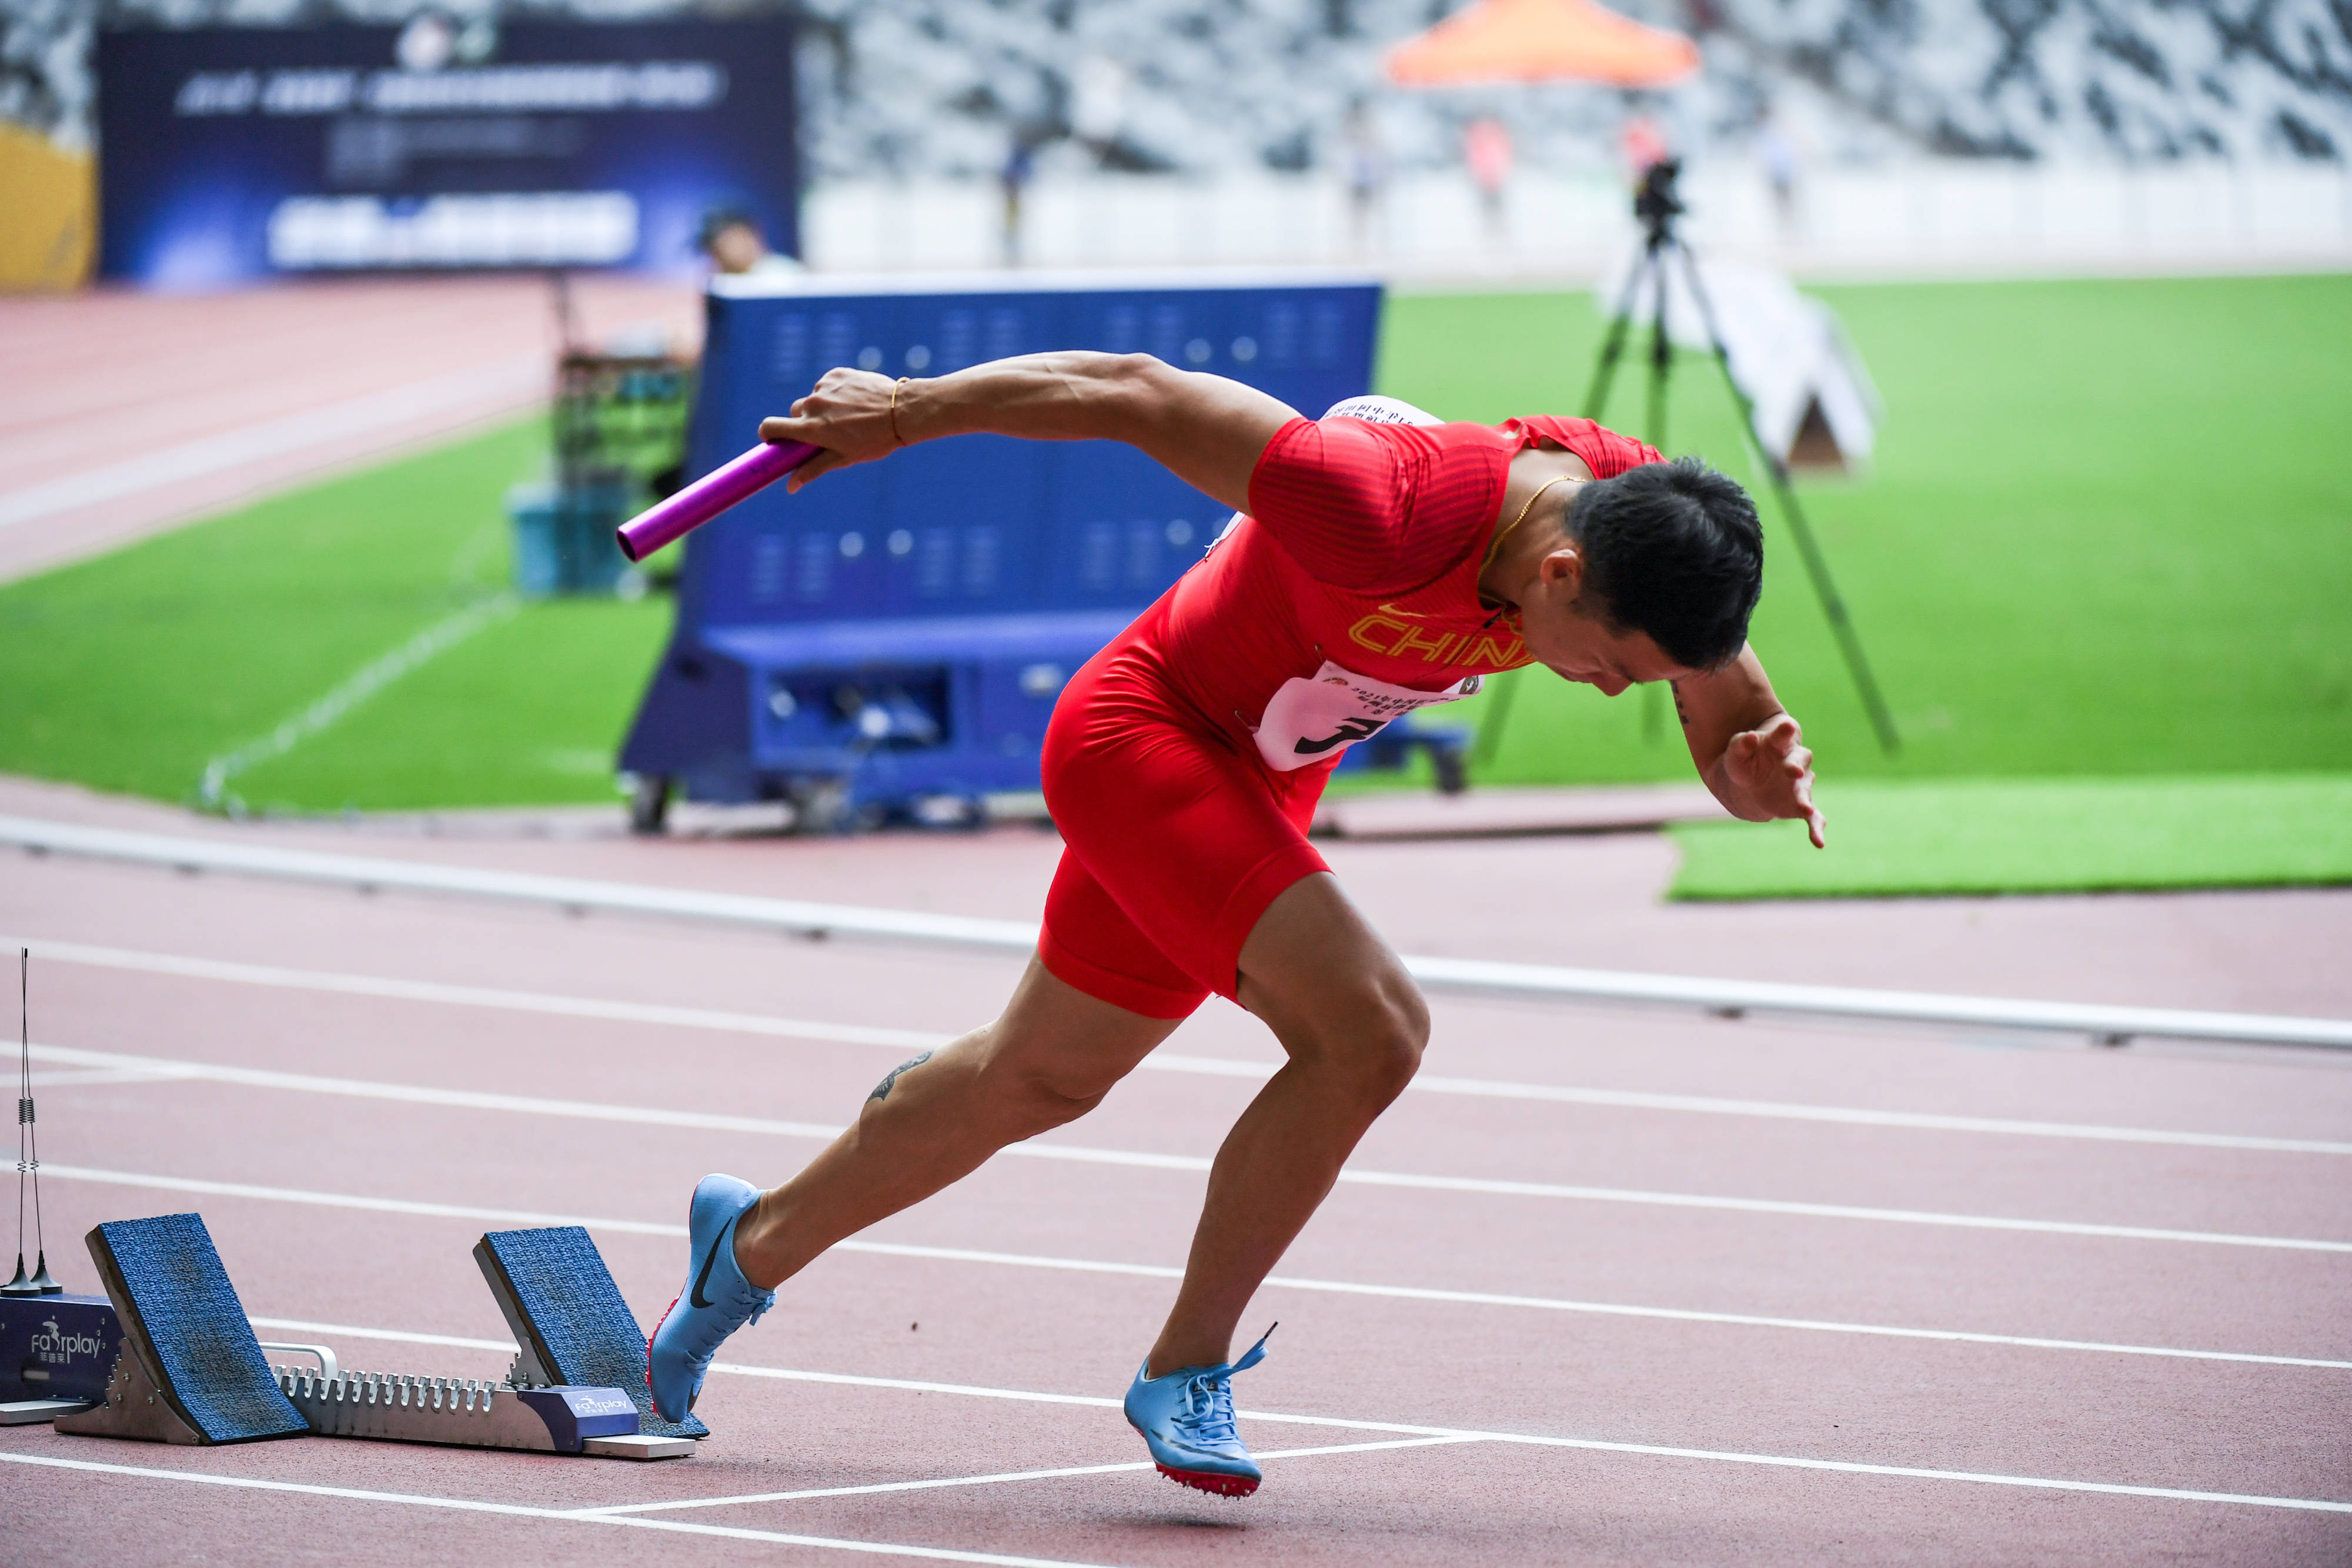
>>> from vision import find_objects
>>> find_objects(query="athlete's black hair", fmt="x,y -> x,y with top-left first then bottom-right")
1559,457 -> 1762,671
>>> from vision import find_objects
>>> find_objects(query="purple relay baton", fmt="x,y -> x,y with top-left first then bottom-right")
614,438 -> 823,563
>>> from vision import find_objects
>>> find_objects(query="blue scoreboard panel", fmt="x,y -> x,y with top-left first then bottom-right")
619,269 -> 1382,828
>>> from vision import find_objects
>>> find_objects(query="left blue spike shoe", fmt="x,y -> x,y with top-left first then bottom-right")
1122,1325 -> 1276,1497
646,1173 -> 776,1423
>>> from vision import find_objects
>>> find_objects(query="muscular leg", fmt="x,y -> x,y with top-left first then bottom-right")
731,958 -> 1182,1289
1145,872 -> 1426,1376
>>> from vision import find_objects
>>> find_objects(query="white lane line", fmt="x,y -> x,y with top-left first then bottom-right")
189,1320 -> 2352,1518
0,358 -> 546,532
11,819 -> 2350,1050
0,1453 -> 1135,1566
34,1041 -> 2352,1254
85,1178 -> 2352,1373
9,937 -> 945,1050
576,1437 -> 1485,1517
1329,1167 -> 2352,1252
828,1240 -> 2352,1370
1396,1074 -> 2352,1156
19,935 -> 2347,1156
251,1315 -> 512,1354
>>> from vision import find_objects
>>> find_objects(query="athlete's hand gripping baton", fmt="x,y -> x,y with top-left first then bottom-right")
614,438 -> 823,563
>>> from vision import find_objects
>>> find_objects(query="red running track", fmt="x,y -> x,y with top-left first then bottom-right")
0,276 -> 701,583
1,775 -> 2348,1566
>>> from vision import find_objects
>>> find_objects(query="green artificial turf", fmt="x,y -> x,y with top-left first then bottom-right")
0,418 -> 671,813
3,274 -> 2347,899
1377,275 -> 2352,791
1668,774 -> 2352,900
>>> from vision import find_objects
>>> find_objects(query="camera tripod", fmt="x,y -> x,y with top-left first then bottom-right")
1475,159 -> 1900,765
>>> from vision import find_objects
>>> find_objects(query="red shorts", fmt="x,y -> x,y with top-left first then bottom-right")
1038,606 -> 1332,1019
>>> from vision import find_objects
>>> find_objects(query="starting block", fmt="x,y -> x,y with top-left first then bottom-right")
475,1224 -> 708,1445
54,1212 -> 697,1459
55,1213 -> 308,1445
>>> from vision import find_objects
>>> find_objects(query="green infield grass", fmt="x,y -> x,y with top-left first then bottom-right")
1,273 -> 2346,904
0,418 -> 670,813
1384,273 -> 2352,790
1668,774 -> 2352,900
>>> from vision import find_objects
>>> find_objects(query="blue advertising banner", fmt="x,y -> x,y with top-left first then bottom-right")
97,16 -> 796,286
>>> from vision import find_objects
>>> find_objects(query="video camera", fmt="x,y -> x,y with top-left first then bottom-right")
1634,157 -> 1685,243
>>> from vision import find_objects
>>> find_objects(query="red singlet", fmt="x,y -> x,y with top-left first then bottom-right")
1037,410 -> 1662,1018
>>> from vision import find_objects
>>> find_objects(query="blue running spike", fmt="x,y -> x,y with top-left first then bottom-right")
1124,1324 -> 1277,1497
646,1174 -> 774,1424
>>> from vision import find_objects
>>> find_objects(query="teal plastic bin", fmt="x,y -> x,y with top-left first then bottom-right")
507,481 -> 631,597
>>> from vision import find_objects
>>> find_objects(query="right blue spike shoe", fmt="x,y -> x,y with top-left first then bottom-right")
646,1174 -> 776,1423
1122,1326 -> 1275,1497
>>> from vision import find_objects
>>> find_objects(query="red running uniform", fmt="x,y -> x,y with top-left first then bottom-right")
1037,409 -> 1662,1018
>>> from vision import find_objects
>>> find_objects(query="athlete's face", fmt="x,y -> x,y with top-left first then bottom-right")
1517,546 -> 1697,697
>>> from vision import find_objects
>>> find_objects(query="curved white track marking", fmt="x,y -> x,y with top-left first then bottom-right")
32,1043 -> 2352,1252
197,593 -> 519,808
9,819 -> 2351,1048
576,1438 -> 1484,1517
0,1454 -> 1135,1567
699,1368 -> 2352,1514
56,1177 -> 2333,1372
15,935 -> 2349,1155
8,1442 -> 2348,1529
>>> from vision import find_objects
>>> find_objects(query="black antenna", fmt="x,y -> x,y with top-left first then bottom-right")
3,947 -> 58,1296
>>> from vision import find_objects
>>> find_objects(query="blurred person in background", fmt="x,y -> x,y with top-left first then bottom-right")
697,207 -> 801,279
1756,105 -> 1801,239
1344,98 -> 1389,258
1464,115 -> 1513,247
1621,106 -> 1670,183
1001,133 -> 1037,266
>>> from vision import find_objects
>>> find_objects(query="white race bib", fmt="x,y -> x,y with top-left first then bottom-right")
1252,660 -> 1481,773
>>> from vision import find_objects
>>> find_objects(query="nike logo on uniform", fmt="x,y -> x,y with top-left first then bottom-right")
1295,717 -> 1390,754
1378,603 -> 1430,618
689,1221 -> 731,1309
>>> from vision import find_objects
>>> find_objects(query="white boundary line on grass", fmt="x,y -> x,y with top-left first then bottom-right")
0,1453 -> 1135,1567
6,815 -> 2349,1049
32,1041 -> 2352,1253
196,594 -> 520,809
15,935 -> 2350,1156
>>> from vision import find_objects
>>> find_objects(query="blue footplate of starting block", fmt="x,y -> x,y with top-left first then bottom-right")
90,1213 -> 307,1444
477,1225 -> 708,1440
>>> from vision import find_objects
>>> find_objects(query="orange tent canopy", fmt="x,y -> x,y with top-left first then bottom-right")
1386,0 -> 1700,89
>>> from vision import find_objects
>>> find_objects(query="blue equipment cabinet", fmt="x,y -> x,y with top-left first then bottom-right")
619,269 -> 1384,831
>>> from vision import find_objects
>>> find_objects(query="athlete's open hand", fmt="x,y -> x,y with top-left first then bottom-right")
759,368 -> 904,492
1723,711 -> 1826,848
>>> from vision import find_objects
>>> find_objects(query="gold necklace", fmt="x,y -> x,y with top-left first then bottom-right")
1478,473 -> 1573,617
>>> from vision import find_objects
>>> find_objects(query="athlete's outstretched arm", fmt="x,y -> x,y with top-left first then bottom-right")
1671,646 -> 1827,848
758,355 -> 1297,512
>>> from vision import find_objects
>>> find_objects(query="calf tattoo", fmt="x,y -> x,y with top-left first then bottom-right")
868,1050 -> 934,1102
